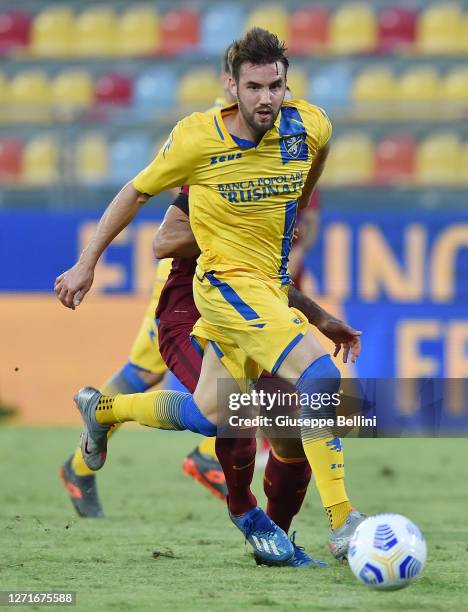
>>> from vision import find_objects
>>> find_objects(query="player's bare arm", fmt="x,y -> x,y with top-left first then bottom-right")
54,182 -> 149,309
297,143 -> 330,211
288,207 -> 319,277
288,286 -> 362,363
153,205 -> 200,259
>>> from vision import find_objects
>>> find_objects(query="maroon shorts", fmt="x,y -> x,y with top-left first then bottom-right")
157,319 -> 202,394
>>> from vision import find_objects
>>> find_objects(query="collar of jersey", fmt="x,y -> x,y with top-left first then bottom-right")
215,104 -> 282,149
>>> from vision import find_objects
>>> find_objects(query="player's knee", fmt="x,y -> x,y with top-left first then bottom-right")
119,362 -> 158,393
268,437 -> 305,459
180,395 -> 217,436
297,355 -> 340,392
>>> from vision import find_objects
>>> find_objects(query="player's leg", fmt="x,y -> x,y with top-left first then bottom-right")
61,362 -> 165,518
62,276 -> 168,518
158,321 -> 227,500
276,330 -> 365,559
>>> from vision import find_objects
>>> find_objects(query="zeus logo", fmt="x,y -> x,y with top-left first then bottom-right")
210,153 -> 243,165
283,134 -> 305,159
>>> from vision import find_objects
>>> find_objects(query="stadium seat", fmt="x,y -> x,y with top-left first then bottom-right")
0,9 -> 31,55
117,7 -> 160,56
0,137 -> 22,182
75,134 -> 109,184
244,5 -> 289,41
22,136 -> 59,185
109,135 -> 152,184
178,69 -> 220,106
460,141 -> 468,184
417,4 -> 462,54
321,134 -> 374,185
50,70 -> 94,111
74,7 -> 117,57
397,67 -> 440,102
353,68 -> 396,102
308,64 -> 352,110
95,73 -> 133,106
378,6 -> 416,53
160,9 -> 200,55
8,70 -> 50,122
288,7 -> 329,55
329,4 -> 377,54
201,4 -> 244,53
443,67 -> 468,102
134,67 -> 178,112
286,69 -> 307,100
374,135 -> 416,184
31,7 -> 74,57
416,133 -> 461,185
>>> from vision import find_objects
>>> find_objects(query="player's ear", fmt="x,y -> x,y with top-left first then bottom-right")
228,75 -> 238,100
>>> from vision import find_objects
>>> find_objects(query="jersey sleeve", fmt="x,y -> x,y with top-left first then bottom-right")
316,107 -> 332,150
132,120 -> 196,196
172,188 -> 189,216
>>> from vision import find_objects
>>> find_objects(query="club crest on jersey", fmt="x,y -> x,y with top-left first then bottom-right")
283,134 -> 305,159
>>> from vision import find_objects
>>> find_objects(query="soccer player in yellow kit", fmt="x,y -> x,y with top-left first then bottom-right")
55,29 -> 363,565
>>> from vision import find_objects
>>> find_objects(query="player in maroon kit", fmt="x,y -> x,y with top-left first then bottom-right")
153,187 -> 361,562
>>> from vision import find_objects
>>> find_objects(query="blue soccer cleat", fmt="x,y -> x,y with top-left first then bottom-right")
230,506 -> 294,564
255,532 -> 329,568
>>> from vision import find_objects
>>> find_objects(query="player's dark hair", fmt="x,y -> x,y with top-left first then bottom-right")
229,28 -> 289,83
222,44 -> 232,75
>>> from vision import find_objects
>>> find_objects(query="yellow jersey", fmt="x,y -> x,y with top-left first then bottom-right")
133,100 -> 331,284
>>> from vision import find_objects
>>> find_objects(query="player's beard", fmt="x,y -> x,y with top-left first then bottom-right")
237,95 -> 280,139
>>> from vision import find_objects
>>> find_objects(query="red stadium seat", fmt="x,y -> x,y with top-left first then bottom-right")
0,137 -> 22,181
160,8 -> 200,55
374,135 -> 416,184
288,7 -> 329,54
378,6 -> 416,53
0,10 -> 31,55
94,73 -> 133,106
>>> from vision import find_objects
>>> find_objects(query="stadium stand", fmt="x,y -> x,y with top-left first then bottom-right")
1,0 -> 468,195
288,6 -> 329,54
0,9 -> 31,55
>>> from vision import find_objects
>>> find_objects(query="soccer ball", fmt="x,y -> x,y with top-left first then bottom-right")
348,514 -> 427,590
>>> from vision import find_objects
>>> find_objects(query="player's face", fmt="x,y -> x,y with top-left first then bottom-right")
231,62 -> 286,137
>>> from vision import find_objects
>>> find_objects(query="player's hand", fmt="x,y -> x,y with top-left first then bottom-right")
54,261 -> 95,310
316,316 -> 362,364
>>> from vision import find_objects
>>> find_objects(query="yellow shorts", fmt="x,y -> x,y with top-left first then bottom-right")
192,269 -> 309,385
128,258 -> 172,374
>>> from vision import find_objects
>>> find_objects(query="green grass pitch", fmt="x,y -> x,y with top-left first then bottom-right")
1,428 -> 467,611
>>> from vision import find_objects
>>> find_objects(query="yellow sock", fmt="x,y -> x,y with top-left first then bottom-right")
326,500 -> 353,530
197,436 -> 217,460
301,435 -> 351,528
95,391 -> 186,430
71,423 -> 122,476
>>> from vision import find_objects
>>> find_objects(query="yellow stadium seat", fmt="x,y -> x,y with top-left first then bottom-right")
74,7 -> 117,56
417,3 -> 463,54
460,142 -> 468,184
22,136 -> 59,185
329,4 -> 377,54
286,69 -> 307,100
463,15 -> 468,54
50,70 -> 94,111
178,69 -> 221,106
9,70 -> 50,122
31,7 -> 75,57
117,7 -> 160,56
244,5 -> 289,41
75,134 -> 109,184
416,133 -> 461,185
443,67 -> 468,102
321,134 -> 374,185
353,68 -> 396,102
397,67 -> 440,102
